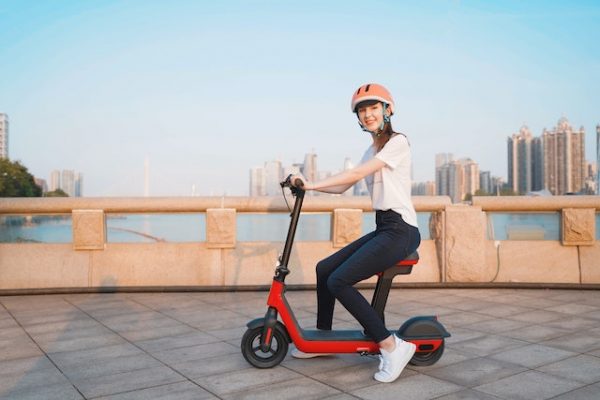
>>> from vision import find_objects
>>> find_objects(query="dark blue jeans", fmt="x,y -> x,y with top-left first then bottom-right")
316,210 -> 421,343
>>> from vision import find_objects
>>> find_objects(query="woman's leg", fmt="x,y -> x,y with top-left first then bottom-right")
315,231 -> 376,330
326,226 -> 416,342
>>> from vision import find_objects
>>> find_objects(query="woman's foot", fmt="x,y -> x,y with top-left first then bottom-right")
374,335 -> 416,383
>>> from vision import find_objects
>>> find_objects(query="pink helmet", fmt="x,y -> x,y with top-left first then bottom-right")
351,83 -> 395,115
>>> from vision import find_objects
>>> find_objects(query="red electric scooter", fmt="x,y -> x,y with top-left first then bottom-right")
241,176 -> 450,368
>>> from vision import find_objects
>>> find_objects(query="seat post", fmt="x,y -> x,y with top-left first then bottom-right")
370,274 -> 393,325
370,252 -> 420,327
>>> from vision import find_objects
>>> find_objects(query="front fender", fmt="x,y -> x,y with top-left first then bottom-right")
246,318 -> 292,343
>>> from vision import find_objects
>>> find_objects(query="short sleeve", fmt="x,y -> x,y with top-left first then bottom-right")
375,135 -> 409,169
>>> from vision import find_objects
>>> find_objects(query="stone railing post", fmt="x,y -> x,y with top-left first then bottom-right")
72,209 -> 106,250
331,209 -> 362,248
206,208 -> 236,248
562,208 -> 595,246
444,204 -> 493,282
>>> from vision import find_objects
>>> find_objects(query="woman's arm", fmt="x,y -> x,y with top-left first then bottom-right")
297,157 -> 386,193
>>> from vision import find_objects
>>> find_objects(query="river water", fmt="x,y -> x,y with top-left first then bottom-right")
0,212 -> 583,243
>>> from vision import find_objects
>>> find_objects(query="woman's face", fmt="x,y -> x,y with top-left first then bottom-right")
357,102 -> 388,132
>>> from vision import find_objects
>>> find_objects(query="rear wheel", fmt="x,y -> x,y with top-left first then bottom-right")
241,325 -> 289,368
409,340 -> 445,366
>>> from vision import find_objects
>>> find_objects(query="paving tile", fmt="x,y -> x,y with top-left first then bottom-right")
94,381 -> 217,400
0,382 -> 83,400
501,324 -> 571,342
408,347 -> 478,370
0,317 -> 18,330
281,352 -> 372,376
193,366 -> 301,396
540,333 -> 600,353
0,327 -> 26,341
537,354 -> 600,384
0,356 -> 54,377
546,303 -> 600,315
119,324 -> 195,342
433,389 -> 504,399
445,311 -> 499,327
48,343 -> 143,368
463,318 -> 531,333
0,362 -> 68,393
551,382 -> 600,400
37,332 -> 125,354
0,337 -> 43,361
506,309 -> 566,324
72,366 -> 186,399
135,331 -> 219,352
449,334 -> 528,357
444,327 -> 487,345
223,377 -> 341,400
314,362 -> 417,391
171,352 -> 252,378
60,353 -> 163,381
474,370 -> 585,400
490,343 -> 576,368
151,341 -> 238,364
23,318 -> 102,336
543,316 -> 600,331
425,357 -> 526,387
350,373 -> 462,400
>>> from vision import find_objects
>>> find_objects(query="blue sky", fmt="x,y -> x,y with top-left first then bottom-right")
1,0 -> 599,196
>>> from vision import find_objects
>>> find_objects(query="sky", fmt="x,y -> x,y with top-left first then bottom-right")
0,0 -> 599,196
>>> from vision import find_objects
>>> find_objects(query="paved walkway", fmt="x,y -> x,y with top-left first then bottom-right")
1,288 -> 600,399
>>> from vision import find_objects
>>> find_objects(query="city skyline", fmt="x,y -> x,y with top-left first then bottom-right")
1,1 -> 599,196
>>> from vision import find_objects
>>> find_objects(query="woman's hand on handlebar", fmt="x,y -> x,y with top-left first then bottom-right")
290,174 -> 312,190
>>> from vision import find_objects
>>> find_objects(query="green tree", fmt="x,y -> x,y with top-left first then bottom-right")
0,159 -> 42,197
45,189 -> 69,197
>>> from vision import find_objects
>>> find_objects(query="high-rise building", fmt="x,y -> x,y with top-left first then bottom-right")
437,158 -> 480,203
507,125 -> 534,194
479,171 -> 492,194
62,170 -> 75,197
435,153 -> 453,169
49,170 -> 61,191
74,173 -> 83,197
435,153 -> 454,196
34,178 -> 48,193
0,113 -> 8,159
249,166 -> 266,196
412,181 -> 436,195
542,117 -> 586,195
264,160 -> 283,196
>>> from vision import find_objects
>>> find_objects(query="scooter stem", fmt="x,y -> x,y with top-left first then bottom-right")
278,188 -> 305,280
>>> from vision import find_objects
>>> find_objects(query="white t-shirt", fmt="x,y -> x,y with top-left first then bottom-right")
360,134 -> 418,228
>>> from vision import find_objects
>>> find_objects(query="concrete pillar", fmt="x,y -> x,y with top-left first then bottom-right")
444,204 -> 493,282
72,210 -> 106,250
562,208 -> 595,246
331,209 -> 362,248
206,208 -> 236,249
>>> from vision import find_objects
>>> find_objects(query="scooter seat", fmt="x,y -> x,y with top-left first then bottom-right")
397,251 -> 419,266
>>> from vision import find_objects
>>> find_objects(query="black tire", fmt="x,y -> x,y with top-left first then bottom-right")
409,339 -> 445,366
241,325 -> 289,368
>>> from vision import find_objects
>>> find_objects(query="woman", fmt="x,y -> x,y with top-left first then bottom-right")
291,83 -> 421,383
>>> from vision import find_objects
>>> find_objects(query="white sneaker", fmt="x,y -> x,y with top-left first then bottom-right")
291,348 -> 333,359
374,336 -> 416,383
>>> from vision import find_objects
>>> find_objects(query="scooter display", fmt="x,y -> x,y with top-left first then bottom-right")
241,175 -> 450,369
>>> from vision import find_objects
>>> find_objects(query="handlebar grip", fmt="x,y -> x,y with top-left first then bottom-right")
293,178 -> 304,188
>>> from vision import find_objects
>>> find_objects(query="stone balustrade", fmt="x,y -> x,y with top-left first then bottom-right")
0,195 -> 598,293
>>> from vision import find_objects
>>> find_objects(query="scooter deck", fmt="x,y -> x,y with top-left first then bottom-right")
301,329 -> 391,341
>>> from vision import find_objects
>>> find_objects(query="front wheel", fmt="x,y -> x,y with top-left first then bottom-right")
241,325 -> 289,368
409,340 -> 445,366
